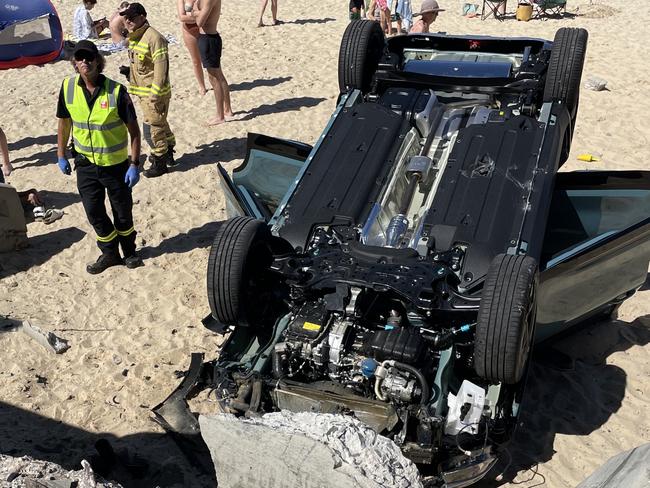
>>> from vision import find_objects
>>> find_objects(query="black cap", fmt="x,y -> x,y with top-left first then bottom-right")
73,40 -> 99,58
119,2 -> 147,18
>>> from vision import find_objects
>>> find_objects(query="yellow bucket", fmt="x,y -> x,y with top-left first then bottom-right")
516,3 -> 533,21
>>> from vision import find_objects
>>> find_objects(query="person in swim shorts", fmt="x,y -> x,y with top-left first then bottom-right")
190,0 -> 237,126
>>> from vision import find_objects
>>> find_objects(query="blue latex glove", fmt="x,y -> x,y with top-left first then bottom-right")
124,164 -> 140,188
57,156 -> 71,175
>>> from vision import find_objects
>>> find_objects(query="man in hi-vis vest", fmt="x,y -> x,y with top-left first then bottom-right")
56,40 -> 143,275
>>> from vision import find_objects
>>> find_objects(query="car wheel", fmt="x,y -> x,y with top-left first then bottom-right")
338,20 -> 386,95
207,216 -> 273,327
543,28 -> 588,120
474,254 -> 538,384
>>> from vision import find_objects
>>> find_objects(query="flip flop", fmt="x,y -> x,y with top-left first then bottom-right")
33,206 -> 45,221
42,208 -> 64,225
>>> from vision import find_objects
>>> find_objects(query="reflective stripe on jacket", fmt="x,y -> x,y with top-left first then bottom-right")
63,75 -> 128,167
127,24 -> 172,98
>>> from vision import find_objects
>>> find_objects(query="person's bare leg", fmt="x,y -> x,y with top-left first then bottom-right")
218,69 -> 233,118
206,67 -> 232,125
271,0 -> 278,24
182,29 -> 207,95
258,0 -> 269,26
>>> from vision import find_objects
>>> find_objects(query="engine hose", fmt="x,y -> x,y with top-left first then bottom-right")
374,377 -> 387,401
391,360 -> 431,405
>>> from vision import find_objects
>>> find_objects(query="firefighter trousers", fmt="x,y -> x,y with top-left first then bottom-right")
76,160 -> 137,257
140,94 -> 175,157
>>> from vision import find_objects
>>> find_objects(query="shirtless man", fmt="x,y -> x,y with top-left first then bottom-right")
109,1 -> 130,45
191,0 -> 235,126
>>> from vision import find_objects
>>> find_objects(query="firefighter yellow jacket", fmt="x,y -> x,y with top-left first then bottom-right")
127,23 -> 171,98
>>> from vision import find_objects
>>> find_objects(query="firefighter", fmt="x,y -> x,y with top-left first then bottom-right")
120,2 -> 176,178
56,40 -> 143,275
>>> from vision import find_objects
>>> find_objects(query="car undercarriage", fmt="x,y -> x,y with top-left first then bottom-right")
153,23 -> 650,488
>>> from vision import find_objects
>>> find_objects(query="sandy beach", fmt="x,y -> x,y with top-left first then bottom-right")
0,0 -> 649,486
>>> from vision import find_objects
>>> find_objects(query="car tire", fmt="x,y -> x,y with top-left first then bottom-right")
338,19 -> 385,95
474,254 -> 538,384
207,216 -> 273,327
543,27 -> 588,119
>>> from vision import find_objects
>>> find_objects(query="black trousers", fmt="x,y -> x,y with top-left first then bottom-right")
76,160 -> 136,257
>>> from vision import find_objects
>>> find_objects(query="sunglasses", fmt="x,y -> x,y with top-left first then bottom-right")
74,53 -> 97,63
124,13 -> 142,21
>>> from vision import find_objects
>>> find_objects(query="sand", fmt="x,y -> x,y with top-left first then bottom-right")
0,0 -> 648,486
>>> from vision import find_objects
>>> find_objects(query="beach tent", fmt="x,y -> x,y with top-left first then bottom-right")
0,0 -> 63,69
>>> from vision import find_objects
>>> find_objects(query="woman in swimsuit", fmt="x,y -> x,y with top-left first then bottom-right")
177,0 -> 207,95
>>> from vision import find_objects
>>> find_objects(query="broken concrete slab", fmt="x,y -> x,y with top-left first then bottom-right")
20,320 -> 70,354
0,455 -> 122,488
199,411 -> 423,488
577,442 -> 650,488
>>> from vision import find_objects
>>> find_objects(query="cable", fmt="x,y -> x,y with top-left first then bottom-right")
454,421 -> 489,457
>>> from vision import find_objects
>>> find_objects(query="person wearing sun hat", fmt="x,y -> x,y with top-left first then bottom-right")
410,0 -> 445,33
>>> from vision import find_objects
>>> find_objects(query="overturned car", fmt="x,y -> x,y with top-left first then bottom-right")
155,23 -> 650,486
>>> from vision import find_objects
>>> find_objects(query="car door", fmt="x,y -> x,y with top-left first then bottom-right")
536,171 -> 650,341
218,132 -> 312,221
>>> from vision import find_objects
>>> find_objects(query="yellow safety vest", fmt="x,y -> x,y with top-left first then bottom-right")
63,75 -> 128,167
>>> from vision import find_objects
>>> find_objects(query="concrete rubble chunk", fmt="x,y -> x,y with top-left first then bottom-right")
199,411 -> 424,488
576,442 -> 650,488
0,455 -> 122,488
20,320 -> 70,354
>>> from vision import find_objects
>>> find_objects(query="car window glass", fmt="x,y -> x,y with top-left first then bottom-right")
233,149 -> 304,214
543,188 -> 650,266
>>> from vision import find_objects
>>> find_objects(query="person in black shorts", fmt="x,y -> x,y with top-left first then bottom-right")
350,0 -> 365,20
190,0 -> 237,126
198,32 -> 222,68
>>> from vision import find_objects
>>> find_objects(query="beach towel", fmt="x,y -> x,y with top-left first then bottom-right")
63,33 -> 178,55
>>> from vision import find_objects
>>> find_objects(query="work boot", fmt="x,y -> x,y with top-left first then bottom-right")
124,253 -> 144,269
165,145 -> 179,168
143,154 -> 168,178
86,253 -> 123,275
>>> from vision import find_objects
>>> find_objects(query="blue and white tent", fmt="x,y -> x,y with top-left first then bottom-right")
0,0 -> 63,69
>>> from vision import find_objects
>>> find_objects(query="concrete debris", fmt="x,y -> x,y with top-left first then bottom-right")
199,411 -> 423,488
577,443 -> 650,488
584,76 -> 608,91
20,320 -> 70,354
0,454 -> 123,488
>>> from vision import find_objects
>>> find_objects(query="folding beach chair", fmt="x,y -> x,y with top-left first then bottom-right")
533,0 -> 566,18
481,0 -> 507,20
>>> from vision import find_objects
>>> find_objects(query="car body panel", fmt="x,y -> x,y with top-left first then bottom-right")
536,171 -> 650,341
